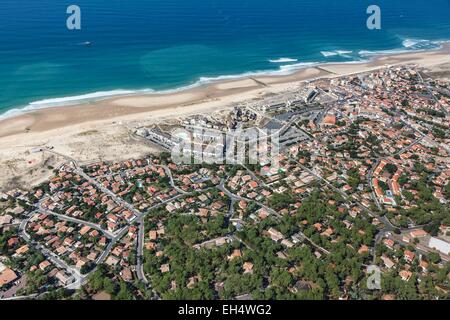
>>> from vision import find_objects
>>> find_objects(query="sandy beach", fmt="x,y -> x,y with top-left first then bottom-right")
1,46 -> 450,189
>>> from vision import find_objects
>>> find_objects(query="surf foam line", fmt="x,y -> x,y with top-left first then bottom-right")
321,50 -> 353,58
1,39 -> 449,121
359,38 -> 447,57
0,62 -> 321,120
268,57 -> 298,63
0,89 -> 153,120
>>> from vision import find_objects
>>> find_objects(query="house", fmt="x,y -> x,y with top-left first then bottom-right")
194,208 -> 207,217
92,291 -> 112,301
247,192 -> 257,199
211,201 -> 225,211
399,270 -> 413,281
248,181 -> 258,189
39,260 -> 51,271
98,237 -> 107,247
120,268 -> 133,282
0,215 -> 13,226
322,114 -> 336,126
90,230 -> 100,238
238,200 -> 248,210
321,227 -> 334,238
383,239 -> 395,250
56,246 -> 68,255
123,211 -> 135,222
214,282 -> 225,293
381,255 -> 395,269
7,237 -> 19,247
63,238 -> 74,247
79,226 -> 91,236
419,260 -> 429,272
15,245 -> 29,255
128,226 -> 138,237
257,208 -> 269,220
243,262 -> 254,274
410,229 -> 428,238
435,285 -> 450,295
149,230 -> 158,240
187,276 -> 200,289
87,252 -> 98,261
404,250 -> 415,263
358,245 -> 369,254
228,249 -> 242,261
267,228 -> 284,242
402,234 -> 412,243
107,221 -> 117,232
55,271 -> 70,285
160,264 -> 170,273
0,268 -> 18,288
342,185 -> 352,192
281,239 -> 294,248
439,225 -> 450,235
106,214 -> 119,223
105,256 -> 120,267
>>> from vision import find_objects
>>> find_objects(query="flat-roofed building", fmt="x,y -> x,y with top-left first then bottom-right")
428,237 -> 450,255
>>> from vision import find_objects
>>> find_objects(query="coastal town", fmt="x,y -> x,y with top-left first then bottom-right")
0,64 -> 449,300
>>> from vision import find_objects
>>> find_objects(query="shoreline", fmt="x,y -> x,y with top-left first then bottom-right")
1,44 -> 450,138
0,45 -> 450,189
1,42 -> 449,122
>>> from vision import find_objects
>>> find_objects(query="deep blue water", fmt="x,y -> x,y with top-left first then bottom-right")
1,0 -> 450,118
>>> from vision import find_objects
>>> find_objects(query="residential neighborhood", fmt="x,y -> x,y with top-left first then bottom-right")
1,65 -> 449,300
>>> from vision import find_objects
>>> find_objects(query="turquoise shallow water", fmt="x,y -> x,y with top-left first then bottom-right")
0,0 -> 450,118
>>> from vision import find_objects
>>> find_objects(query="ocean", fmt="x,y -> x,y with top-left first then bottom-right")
1,0 -> 450,119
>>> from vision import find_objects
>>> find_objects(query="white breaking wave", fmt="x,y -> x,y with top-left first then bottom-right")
0,89 -> 154,120
268,57 -> 298,63
321,51 -> 338,57
359,38 -> 445,58
321,50 -> 353,58
402,39 -> 421,48
358,48 -> 411,57
278,62 -> 317,72
0,61 -> 324,120
198,62 -> 318,84
336,50 -> 353,54
28,89 -> 145,107
402,38 -> 444,49
2,38 -> 447,121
